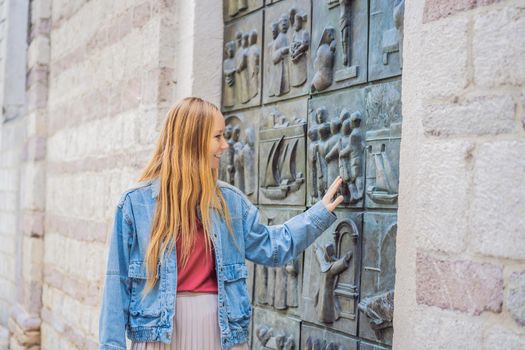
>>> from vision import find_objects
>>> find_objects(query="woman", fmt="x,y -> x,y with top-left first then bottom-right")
98,97 -> 344,350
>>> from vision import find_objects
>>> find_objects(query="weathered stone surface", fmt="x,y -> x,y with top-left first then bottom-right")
413,305 -> 484,349
416,253 -> 503,315
470,141 -> 525,260
423,0 -> 501,23
474,4 -> 525,88
418,16 -> 469,98
484,325 -> 525,348
414,140 -> 473,253
0,325 -> 9,350
422,95 -> 515,136
508,270 -> 525,326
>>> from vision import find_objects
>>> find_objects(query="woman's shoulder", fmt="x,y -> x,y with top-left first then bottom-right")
117,178 -> 158,208
216,180 -> 250,203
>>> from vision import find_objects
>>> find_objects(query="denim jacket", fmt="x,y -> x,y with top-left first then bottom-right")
99,178 -> 337,350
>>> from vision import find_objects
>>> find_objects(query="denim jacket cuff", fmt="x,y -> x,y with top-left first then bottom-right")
306,200 -> 338,232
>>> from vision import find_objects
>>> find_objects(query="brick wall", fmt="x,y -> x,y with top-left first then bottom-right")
394,0 -> 525,348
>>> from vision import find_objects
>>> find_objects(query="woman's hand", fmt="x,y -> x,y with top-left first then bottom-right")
322,176 -> 344,212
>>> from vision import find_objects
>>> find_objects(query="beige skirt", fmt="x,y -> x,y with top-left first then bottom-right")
130,292 -> 248,350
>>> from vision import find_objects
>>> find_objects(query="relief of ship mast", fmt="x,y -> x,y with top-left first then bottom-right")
260,111 -> 306,201
366,144 -> 398,204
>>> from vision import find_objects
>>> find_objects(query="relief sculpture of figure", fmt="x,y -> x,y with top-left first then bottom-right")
226,124 -> 237,184
316,123 -> 331,199
337,110 -> 364,203
336,117 -> 352,201
306,337 -> 345,350
311,27 -> 336,92
268,22 -> 280,97
393,0 -> 405,69
242,127 -> 256,196
314,243 -> 353,323
227,0 -> 238,17
247,30 -> 261,100
324,118 -> 343,187
274,267 -> 287,310
270,15 -> 291,97
284,259 -> 299,308
234,32 -> 245,104
228,0 -> 247,17
307,126 -> 320,203
219,124 -> 233,182
347,111 -> 365,203
339,0 -> 353,66
233,125 -> 245,192
255,324 -> 273,349
236,33 -> 251,104
289,8 -> 310,87
358,290 -> 394,340
223,41 -> 236,108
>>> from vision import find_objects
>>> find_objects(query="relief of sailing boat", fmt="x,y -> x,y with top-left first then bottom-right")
366,144 -> 398,204
261,135 -> 305,200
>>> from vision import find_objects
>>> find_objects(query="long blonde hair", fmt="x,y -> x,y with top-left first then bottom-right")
138,97 -> 233,293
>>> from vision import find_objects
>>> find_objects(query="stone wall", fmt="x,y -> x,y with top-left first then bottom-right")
40,0 -> 222,348
394,0 -> 525,348
1,0 -> 523,349
0,0 -> 29,349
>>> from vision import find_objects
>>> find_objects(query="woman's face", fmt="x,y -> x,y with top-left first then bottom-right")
209,113 -> 229,169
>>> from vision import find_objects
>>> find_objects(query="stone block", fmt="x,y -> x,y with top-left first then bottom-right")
27,36 -> 50,67
20,162 -> 46,211
484,325 -> 525,349
423,0 -> 501,23
132,2 -> 151,28
22,236 -> 44,282
417,16 -> 469,98
470,140 -> 525,260
412,306 -> 483,349
31,0 -> 52,21
508,270 -> 525,326
416,253 -> 503,315
422,94 -> 515,136
414,140 -> 473,253
474,5 -> 525,88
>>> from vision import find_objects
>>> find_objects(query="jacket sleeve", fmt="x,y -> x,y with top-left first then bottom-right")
99,195 -> 133,350
242,199 -> 337,266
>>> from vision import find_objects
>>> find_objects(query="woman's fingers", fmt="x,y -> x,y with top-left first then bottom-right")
326,176 -> 342,197
330,194 -> 344,211
322,176 -> 344,212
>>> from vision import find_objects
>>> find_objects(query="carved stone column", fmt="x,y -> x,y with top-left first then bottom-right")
8,0 -> 49,349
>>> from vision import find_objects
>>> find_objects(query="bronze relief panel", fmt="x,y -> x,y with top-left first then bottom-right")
254,206 -> 305,318
223,11 -> 263,112
259,98 -> 307,206
223,0 -> 263,23
220,108 -> 261,204
302,210 -> 362,335
263,0 -> 312,103
252,307 -> 300,349
360,342 -> 390,350
310,0 -> 368,94
363,81 -> 402,209
307,89 -> 366,209
368,0 -> 404,80
300,324 -> 358,350
358,212 -> 397,345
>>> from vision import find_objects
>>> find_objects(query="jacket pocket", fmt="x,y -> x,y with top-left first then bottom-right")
128,260 -> 162,318
222,263 -> 252,322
